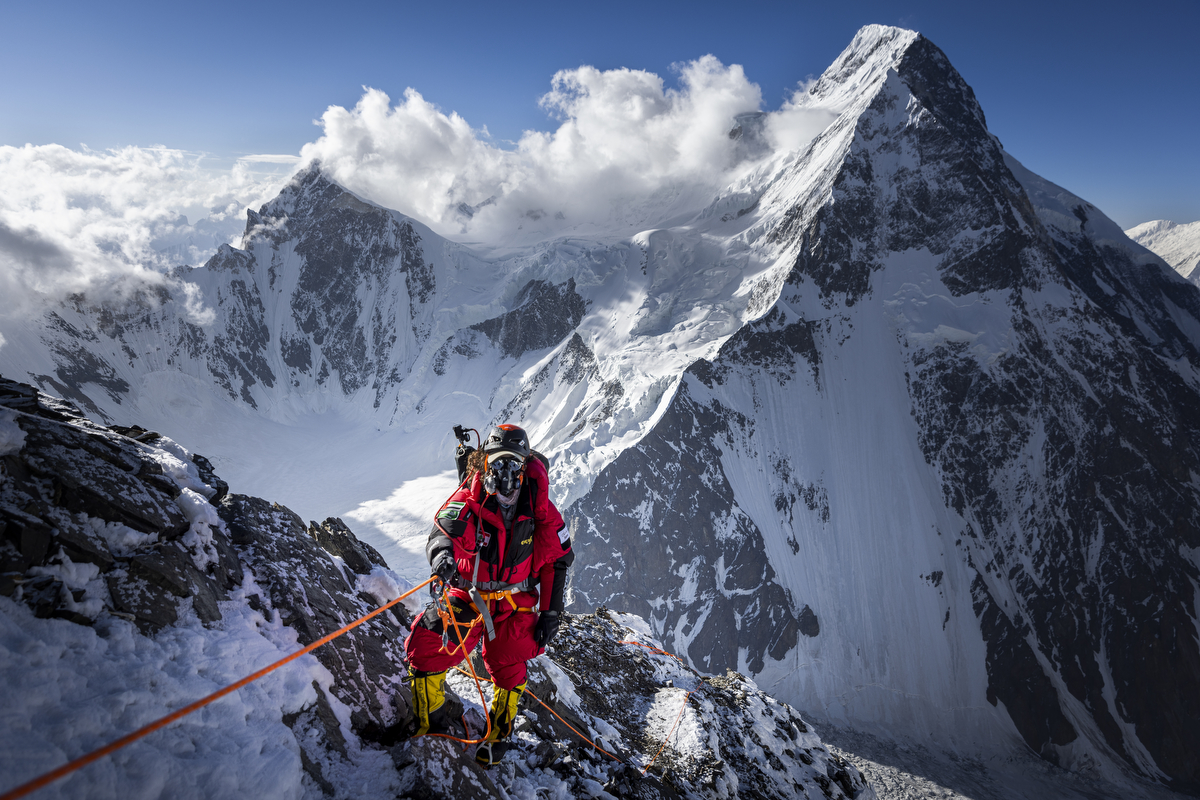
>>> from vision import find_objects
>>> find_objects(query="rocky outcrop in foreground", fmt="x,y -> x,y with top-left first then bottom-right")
0,376 -> 872,799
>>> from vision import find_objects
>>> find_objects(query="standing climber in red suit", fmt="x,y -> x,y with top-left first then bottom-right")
405,423 -> 573,766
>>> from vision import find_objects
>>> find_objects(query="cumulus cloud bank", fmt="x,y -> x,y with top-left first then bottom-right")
301,56 -> 835,242
0,56 -> 836,331
0,144 -> 286,321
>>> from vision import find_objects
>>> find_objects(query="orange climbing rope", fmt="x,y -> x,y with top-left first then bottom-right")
0,577 -> 435,800
413,583 -> 493,746
618,639 -> 699,775
448,635 -> 700,776
641,686 -> 695,775
526,687 -> 627,764
451,665 -> 627,764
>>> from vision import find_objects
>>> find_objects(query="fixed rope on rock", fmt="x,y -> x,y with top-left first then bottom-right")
445,635 -> 700,775
0,577 -> 435,800
617,639 -> 700,775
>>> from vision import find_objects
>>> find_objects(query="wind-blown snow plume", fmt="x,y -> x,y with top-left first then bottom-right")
300,57 -> 834,241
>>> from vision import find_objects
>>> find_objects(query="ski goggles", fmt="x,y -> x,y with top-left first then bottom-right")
488,456 -> 525,474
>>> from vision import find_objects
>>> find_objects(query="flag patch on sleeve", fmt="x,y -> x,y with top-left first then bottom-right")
437,501 -> 467,521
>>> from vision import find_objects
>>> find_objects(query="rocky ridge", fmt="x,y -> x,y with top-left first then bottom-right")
2,23 -> 1197,798
0,376 -> 873,799
566,24 -> 1200,795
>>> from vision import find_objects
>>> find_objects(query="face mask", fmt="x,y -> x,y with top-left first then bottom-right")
484,456 -> 524,498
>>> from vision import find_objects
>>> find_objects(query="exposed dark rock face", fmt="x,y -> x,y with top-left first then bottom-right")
3,380 -> 184,576
190,452 -> 228,504
218,494 -> 411,732
695,305 -> 821,387
0,377 -> 234,633
797,606 -> 820,638
307,516 -> 388,576
908,272 -> 1200,787
559,332 -> 601,384
1,374 -> 868,799
566,27 -> 1200,794
568,378 -> 802,675
250,166 -> 437,405
969,574 -> 1077,760
471,278 -> 588,360
208,273 -> 276,408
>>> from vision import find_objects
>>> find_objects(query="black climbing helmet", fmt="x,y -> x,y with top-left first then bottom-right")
482,424 -> 530,461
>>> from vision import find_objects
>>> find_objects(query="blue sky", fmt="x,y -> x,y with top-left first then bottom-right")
2,0 -> 1196,227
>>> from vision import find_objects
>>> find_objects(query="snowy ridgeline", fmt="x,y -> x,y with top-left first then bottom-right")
1126,219 -> 1200,283
5,23 -> 1199,799
0,377 -> 875,800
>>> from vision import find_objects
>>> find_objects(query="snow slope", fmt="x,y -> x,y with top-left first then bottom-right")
2,22 -> 1198,797
2,378 -> 872,800
1127,219 -> 1200,283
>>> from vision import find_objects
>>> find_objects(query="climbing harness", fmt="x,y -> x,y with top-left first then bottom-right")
0,577 -> 436,800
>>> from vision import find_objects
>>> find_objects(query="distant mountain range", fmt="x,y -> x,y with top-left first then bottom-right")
2,24 -> 1197,796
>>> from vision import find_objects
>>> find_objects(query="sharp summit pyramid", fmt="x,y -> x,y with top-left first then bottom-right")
3,24 -> 1198,796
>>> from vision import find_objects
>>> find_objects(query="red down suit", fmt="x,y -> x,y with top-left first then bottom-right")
405,456 -> 572,690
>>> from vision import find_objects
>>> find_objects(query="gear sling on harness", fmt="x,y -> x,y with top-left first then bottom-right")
435,499 -> 535,645
437,580 -> 535,653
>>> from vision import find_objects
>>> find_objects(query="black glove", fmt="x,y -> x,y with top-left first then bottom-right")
431,551 -> 460,586
534,610 -> 560,647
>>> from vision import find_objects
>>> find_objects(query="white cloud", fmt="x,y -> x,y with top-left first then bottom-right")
237,154 -> 304,165
766,79 -> 840,153
300,57 -> 835,242
0,144 -> 285,319
0,57 -> 838,320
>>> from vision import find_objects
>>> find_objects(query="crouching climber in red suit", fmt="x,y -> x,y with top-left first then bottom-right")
405,423 -> 573,766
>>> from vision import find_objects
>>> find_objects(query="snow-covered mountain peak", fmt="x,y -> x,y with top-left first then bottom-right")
5,26 -> 1200,797
802,25 -> 920,111
1126,218 -> 1200,282
798,23 -> 991,149
241,162 -> 420,252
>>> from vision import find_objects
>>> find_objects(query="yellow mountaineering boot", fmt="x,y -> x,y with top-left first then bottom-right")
409,668 -> 450,736
475,682 -> 525,767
